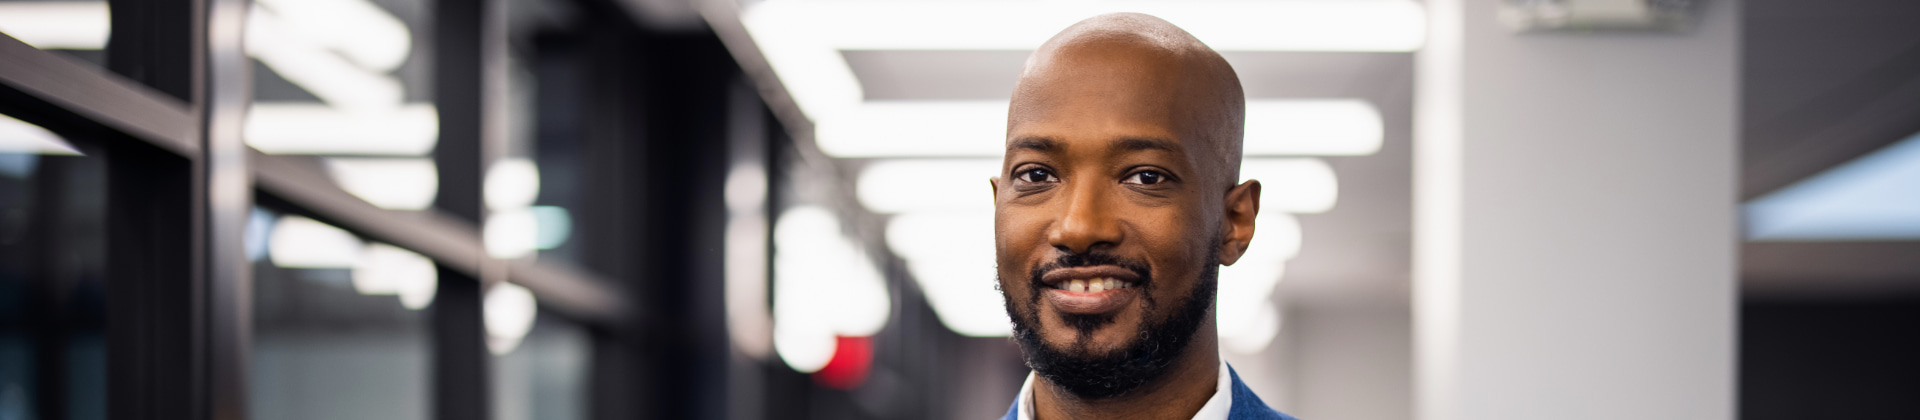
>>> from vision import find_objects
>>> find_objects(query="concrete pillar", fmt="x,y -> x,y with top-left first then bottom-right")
1413,1 -> 1739,420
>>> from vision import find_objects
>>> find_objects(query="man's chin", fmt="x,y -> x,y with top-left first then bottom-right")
1040,335 -> 1125,359
1036,317 -> 1139,352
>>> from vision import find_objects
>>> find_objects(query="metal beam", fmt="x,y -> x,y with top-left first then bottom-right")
0,32 -> 198,156
203,1 -> 255,418
101,0 -> 210,417
249,150 -> 628,324
1743,241 -> 1920,298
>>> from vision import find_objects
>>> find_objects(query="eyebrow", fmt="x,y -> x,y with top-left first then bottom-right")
1114,137 -> 1179,153
1007,136 -> 1180,154
1007,137 -> 1060,152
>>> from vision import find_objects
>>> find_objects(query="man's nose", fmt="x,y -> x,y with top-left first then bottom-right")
1048,181 -> 1124,254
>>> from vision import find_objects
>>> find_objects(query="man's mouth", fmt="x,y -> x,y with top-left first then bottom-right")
1039,265 -> 1143,315
1049,277 -> 1135,292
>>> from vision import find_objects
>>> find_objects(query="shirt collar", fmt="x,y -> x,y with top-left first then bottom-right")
1016,360 -> 1233,420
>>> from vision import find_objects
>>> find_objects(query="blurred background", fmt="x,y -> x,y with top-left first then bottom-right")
0,0 -> 1915,419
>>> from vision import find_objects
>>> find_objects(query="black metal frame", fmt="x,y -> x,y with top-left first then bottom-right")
0,0 -> 631,419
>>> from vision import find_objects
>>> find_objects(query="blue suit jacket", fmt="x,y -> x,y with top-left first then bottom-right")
999,365 -> 1300,420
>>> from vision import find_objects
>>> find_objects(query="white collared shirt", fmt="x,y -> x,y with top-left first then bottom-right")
1015,360 -> 1232,420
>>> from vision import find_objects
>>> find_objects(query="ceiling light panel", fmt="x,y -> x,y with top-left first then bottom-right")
747,0 -> 1426,52
325,158 -> 439,210
0,114 -> 83,155
742,0 -> 1425,130
817,100 -> 1381,158
245,103 -> 438,155
1240,158 -> 1340,214
0,2 -> 109,50
857,159 -> 1000,213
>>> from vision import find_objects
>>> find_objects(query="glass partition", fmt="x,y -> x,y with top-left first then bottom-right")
492,312 -> 589,420
0,114 -> 107,420
248,208 -> 433,420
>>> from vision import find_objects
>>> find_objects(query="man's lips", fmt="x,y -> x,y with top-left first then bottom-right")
1039,265 -> 1142,315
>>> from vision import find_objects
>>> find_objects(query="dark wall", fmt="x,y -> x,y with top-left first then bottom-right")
1741,297 -> 1920,419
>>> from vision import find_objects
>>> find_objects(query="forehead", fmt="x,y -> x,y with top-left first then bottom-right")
1008,42 -> 1203,156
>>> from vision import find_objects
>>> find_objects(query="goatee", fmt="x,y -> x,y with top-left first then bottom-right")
1003,247 -> 1219,400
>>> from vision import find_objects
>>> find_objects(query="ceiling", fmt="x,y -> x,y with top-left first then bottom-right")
1740,0 -> 1920,297
710,0 -> 1920,306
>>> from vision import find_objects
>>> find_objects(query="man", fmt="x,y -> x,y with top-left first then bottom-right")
992,13 -> 1296,420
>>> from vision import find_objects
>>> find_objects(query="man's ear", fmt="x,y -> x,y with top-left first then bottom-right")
1217,179 -> 1260,266
989,177 -> 1000,199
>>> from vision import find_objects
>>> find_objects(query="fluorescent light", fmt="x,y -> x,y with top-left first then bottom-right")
485,208 -> 539,259
813,100 -> 1380,158
1215,257 -> 1283,339
246,8 -> 405,113
1746,132 -> 1920,240
485,158 -> 541,211
857,159 -> 1000,213
254,0 -> 412,72
815,101 -> 1007,158
1216,211 -> 1296,349
739,7 -> 865,125
1249,211 -> 1304,265
1221,301 -> 1281,355
1245,100 -> 1383,156
726,163 -> 769,213
245,103 -> 438,155
1241,158 -> 1339,214
484,282 -> 538,355
773,207 -> 891,336
742,1 -> 1423,123
268,215 -> 363,268
0,2 -> 109,50
351,243 -> 438,310
773,206 -> 892,371
885,210 -> 1010,337
746,0 -> 1425,52
531,206 -> 573,250
0,114 -> 82,155
774,313 -> 837,373
324,158 -> 438,210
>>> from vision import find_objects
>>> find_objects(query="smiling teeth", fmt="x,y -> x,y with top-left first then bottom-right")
1058,278 -> 1130,292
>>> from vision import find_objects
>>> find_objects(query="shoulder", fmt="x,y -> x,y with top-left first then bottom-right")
1226,366 -> 1304,420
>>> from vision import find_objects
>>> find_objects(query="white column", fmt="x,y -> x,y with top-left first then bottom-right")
1414,1 -> 1739,420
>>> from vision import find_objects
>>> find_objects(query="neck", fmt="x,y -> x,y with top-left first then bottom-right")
1033,326 -> 1220,420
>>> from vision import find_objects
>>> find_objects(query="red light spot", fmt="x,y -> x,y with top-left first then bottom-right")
812,336 -> 872,390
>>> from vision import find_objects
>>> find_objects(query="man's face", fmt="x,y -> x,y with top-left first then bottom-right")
994,41 -> 1227,398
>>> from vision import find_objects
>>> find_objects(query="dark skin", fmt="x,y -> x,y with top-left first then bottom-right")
991,14 -> 1261,420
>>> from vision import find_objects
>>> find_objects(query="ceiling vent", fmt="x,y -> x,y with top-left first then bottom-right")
1500,0 -> 1699,32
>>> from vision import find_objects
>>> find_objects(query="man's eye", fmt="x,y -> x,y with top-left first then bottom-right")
1017,168 -> 1058,183
1123,170 -> 1166,185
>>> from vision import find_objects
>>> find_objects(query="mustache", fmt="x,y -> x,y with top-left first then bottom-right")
1023,251 -> 1157,339
1027,252 -> 1154,290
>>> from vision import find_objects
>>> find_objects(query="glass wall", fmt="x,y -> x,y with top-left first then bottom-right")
248,209 -> 433,420
491,313 -> 588,420
0,116 -> 107,420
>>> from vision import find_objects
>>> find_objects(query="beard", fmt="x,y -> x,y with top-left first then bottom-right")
1002,246 -> 1219,400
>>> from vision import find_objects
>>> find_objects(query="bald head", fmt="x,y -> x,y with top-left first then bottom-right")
1009,13 -> 1246,188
